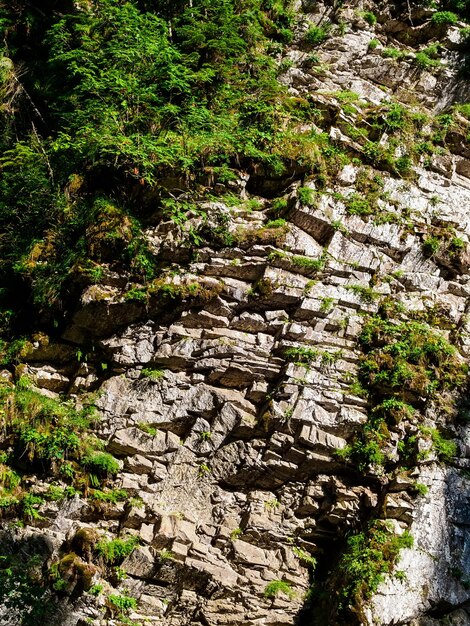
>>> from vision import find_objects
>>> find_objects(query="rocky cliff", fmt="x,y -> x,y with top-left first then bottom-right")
1,1 -> 470,625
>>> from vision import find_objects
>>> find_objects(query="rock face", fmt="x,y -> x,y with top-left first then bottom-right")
2,1 -> 470,626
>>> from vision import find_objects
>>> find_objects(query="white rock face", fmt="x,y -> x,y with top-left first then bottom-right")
372,464 -> 470,625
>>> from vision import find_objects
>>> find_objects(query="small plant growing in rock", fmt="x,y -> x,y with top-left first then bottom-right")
89,583 -> 103,596
230,528 -> 243,541
345,284 -> 380,303
265,498 -> 280,510
82,451 -> 120,477
96,535 -> 139,565
334,521 -> 413,617
157,549 -> 174,562
382,47 -> 406,60
292,546 -> 317,569
263,579 -> 295,600
304,25 -> 329,47
265,218 -> 286,228
137,422 -> 158,436
431,11 -> 459,24
271,197 -> 288,214
285,346 -> 319,365
107,593 -> 137,616
199,431 -> 212,441
320,296 -> 335,313
411,482 -> 429,496
361,11 -> 377,25
420,426 -> 457,463
198,463 -> 211,477
141,368 -> 165,380
422,236 -> 441,257
297,186 -> 316,205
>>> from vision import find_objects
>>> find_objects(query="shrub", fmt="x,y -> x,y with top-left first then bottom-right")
368,38 -> 380,50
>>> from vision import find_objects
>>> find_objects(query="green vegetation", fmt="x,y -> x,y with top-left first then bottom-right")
334,522 -> 413,618
304,25 -> 329,47
337,315 -> 466,472
382,47 -> 406,60
431,10 -> 459,24
264,579 -> 295,599
361,11 -> 377,26
0,0 -> 346,320
96,535 -> 139,565
0,377 -> 119,517
297,186 -> 316,205
292,546 -> 317,568
82,452 -> 120,477
345,284 -> 380,303
0,551 -> 56,625
285,346 -> 319,365
141,368 -> 165,380
107,593 -> 137,615
230,527 -> 243,541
